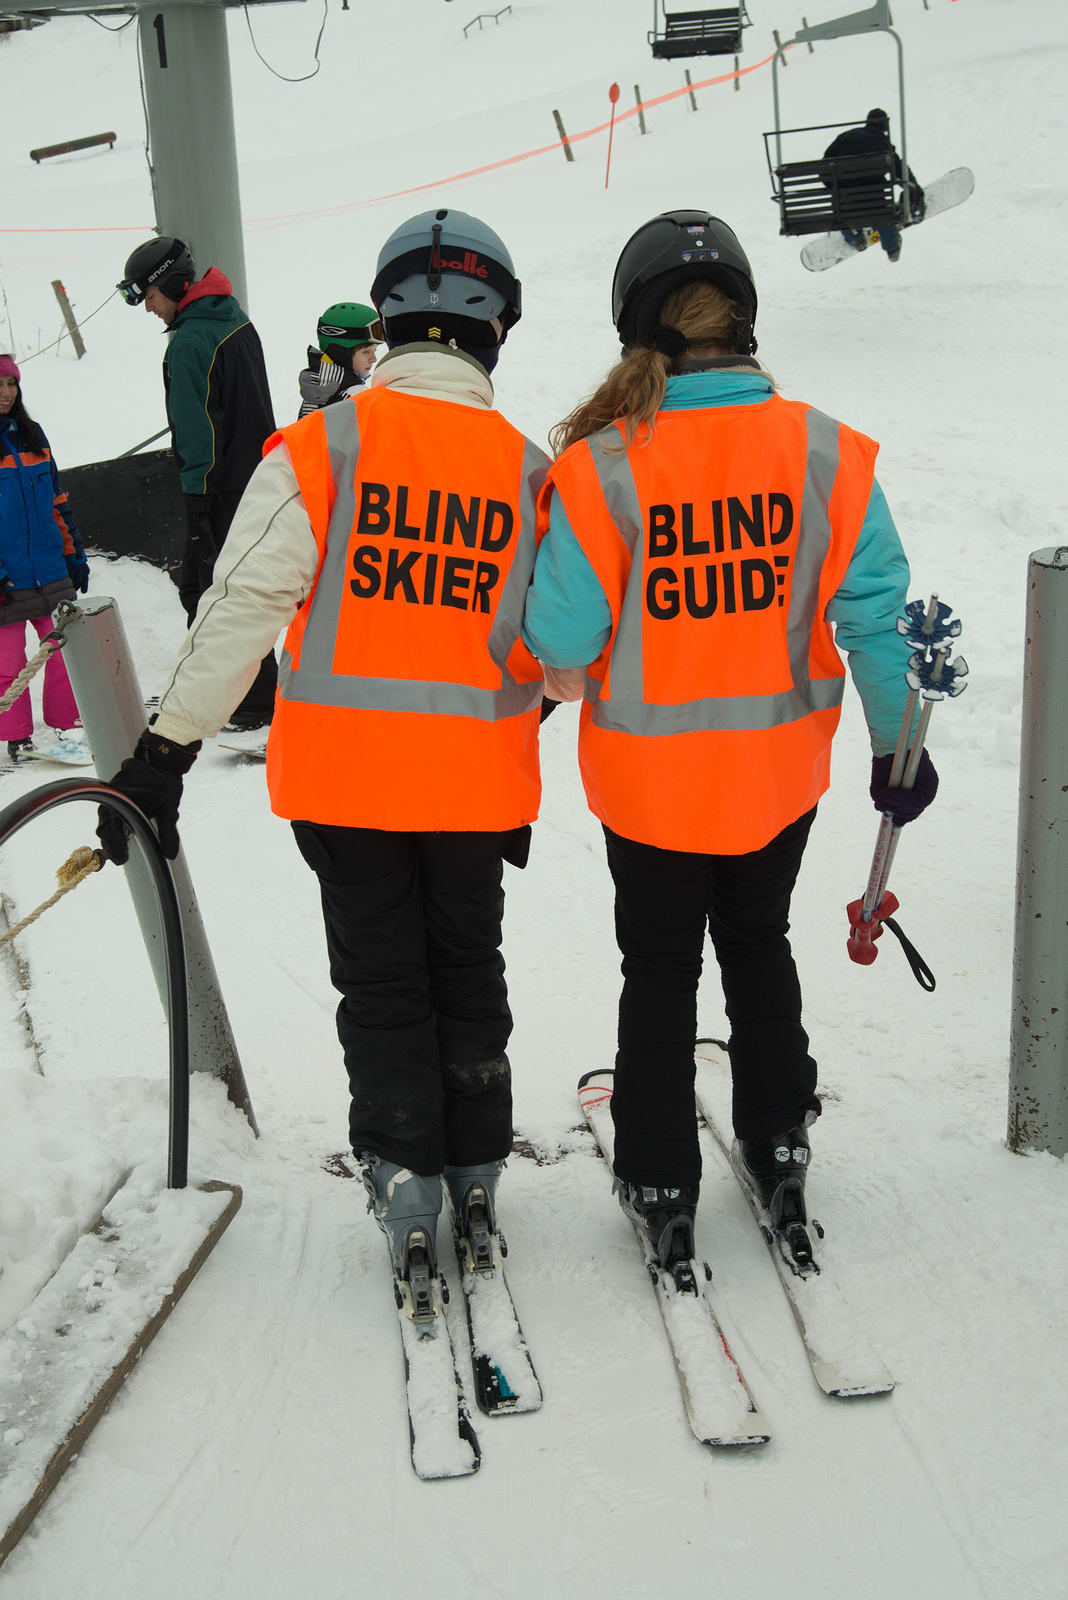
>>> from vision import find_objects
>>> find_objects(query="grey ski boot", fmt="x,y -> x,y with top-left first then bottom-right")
360,1157 -> 443,1321
444,1161 -> 505,1274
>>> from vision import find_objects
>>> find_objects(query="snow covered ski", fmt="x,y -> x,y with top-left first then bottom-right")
578,1070 -> 770,1449
382,1229 -> 481,1480
447,1181 -> 543,1418
694,1040 -> 894,1398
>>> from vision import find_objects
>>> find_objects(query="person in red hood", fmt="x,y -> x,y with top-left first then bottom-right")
119,238 -> 278,729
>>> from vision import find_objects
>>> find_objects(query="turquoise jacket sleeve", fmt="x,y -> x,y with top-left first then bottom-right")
521,491 -> 612,668
826,479 -> 913,755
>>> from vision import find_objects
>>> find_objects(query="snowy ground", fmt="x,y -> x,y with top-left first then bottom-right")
2,0 -> 1068,1594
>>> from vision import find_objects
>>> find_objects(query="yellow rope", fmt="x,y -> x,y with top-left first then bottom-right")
0,847 -> 103,949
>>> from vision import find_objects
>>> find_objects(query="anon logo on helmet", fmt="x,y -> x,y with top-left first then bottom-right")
433,250 -> 489,280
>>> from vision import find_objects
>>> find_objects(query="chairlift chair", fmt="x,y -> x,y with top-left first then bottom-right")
763,123 -> 903,237
649,0 -> 750,60
764,1 -> 918,238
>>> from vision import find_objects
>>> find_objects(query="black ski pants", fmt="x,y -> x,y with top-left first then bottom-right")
179,489 -> 278,718
292,823 -> 515,1176
604,809 -> 820,1188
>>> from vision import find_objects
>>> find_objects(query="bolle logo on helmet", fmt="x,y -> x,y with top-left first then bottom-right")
436,250 -> 489,280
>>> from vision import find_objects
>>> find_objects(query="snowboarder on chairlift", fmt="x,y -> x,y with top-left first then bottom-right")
98,209 -> 550,1309
823,108 -> 925,262
296,302 -> 384,419
521,209 -> 939,1272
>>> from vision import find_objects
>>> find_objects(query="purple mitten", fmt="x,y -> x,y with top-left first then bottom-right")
870,748 -> 938,824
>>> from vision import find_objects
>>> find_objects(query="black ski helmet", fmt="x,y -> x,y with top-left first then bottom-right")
118,237 -> 195,306
612,210 -> 758,354
370,208 -> 521,353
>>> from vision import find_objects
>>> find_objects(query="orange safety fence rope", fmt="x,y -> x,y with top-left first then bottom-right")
0,44 -> 792,236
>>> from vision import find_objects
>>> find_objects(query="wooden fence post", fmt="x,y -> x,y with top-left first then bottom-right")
685,68 -> 697,111
552,109 -> 574,162
634,84 -> 646,134
734,54 -> 740,90
801,17 -> 815,51
773,28 -> 787,62
50,281 -> 85,359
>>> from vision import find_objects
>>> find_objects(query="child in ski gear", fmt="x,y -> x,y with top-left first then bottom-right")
119,237 -> 278,730
523,209 -> 938,1268
0,354 -> 86,764
100,210 -> 547,1300
297,302 -> 384,419
823,109 -> 925,261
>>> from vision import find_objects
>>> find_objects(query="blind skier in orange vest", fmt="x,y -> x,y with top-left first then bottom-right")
524,210 -> 939,1279
96,211 -> 551,1453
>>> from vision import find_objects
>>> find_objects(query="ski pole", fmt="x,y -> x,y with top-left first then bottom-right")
846,594 -> 967,981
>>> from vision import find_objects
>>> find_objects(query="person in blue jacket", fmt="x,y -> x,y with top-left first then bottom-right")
0,354 -> 88,763
521,210 -> 938,1273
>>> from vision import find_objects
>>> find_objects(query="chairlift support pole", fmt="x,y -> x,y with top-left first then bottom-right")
774,0 -> 910,223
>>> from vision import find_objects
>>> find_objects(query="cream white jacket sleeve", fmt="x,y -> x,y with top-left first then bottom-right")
152,443 -> 320,746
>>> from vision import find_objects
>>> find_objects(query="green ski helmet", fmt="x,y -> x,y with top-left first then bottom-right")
316,302 -> 384,354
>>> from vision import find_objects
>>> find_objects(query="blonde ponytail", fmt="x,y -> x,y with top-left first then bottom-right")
550,279 -> 749,457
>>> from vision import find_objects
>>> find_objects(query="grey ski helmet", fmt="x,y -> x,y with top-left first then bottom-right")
119,236 -> 195,306
370,208 -> 521,352
612,210 -> 758,354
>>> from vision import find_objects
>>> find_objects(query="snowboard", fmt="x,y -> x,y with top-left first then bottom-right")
800,167 -> 974,272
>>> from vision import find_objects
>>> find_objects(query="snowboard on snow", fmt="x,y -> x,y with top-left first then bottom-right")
800,167 -> 974,272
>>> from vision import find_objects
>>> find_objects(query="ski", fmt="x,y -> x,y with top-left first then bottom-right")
384,1234 -> 481,1480
448,1190 -> 543,1418
694,1040 -> 894,1398
577,1070 -> 770,1448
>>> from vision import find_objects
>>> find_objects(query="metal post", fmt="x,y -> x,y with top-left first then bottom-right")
138,6 -> 249,311
772,48 -> 783,167
60,597 -> 258,1133
1008,547 -> 1068,1156
634,84 -> 646,134
889,26 -> 909,223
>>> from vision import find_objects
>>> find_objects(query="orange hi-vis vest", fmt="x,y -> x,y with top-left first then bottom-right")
266,386 -> 550,831
543,395 -> 879,855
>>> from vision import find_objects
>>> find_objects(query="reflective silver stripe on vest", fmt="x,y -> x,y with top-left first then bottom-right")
277,404 -> 544,722
584,406 -> 846,736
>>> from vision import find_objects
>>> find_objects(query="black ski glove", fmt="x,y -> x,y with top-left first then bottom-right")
184,493 -> 215,550
66,554 -> 90,594
870,748 -> 938,825
97,729 -> 201,864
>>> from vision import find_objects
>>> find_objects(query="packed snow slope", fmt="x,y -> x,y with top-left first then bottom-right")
2,1 -> 1068,1595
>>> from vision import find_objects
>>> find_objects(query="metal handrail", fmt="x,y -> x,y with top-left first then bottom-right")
463,5 -> 510,36
0,779 -> 190,1188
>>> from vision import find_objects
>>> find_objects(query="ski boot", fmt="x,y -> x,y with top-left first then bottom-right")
359,1156 -> 443,1324
735,1117 -> 817,1271
6,738 -> 34,764
616,1180 -> 700,1290
445,1161 -> 504,1275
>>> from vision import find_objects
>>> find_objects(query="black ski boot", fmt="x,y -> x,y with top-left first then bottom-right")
616,1181 -> 700,1283
359,1156 -> 443,1324
6,738 -> 34,764
735,1120 -> 816,1270
445,1161 -> 504,1275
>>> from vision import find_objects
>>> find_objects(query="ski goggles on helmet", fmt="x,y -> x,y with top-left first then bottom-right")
316,314 -> 384,346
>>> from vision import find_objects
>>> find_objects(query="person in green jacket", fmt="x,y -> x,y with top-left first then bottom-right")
119,237 -> 278,729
